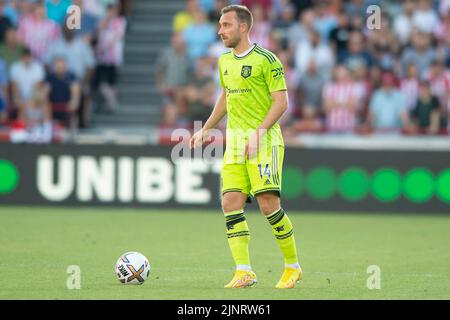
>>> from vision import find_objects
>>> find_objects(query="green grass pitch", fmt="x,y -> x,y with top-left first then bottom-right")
0,206 -> 449,300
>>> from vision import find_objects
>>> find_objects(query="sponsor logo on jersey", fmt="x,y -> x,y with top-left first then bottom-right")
271,67 -> 284,79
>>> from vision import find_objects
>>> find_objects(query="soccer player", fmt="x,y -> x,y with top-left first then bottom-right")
189,5 -> 302,289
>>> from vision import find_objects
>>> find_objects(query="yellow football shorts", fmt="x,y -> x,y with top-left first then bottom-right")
221,145 -> 284,198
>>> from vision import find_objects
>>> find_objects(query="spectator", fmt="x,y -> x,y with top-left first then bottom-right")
10,48 -> 45,121
45,24 -> 95,128
393,0 -> 416,46
240,0 -> 272,19
0,28 -> 25,67
271,1 -> 295,49
401,31 -> 436,78
348,13 -> 365,35
339,31 -> 372,71
323,65 -> 360,133
46,57 -> 80,129
249,4 -> 271,49
182,9 -> 216,62
368,72 -> 409,132
45,0 -> 72,25
208,38 -> 229,103
277,49 -> 299,126
172,0 -> 198,34
0,0 -> 12,43
208,0 -> 229,24
352,63 -> 371,125
2,0 -> 19,27
344,0 -> 366,19
77,0 -> 103,19
410,80 -> 440,134
182,56 -> 215,123
17,2 -> 60,61
72,0 -> 100,43
46,24 -> 95,83
312,1 -> 337,41
155,33 -> 190,99
443,30 -> 450,68
24,83 -> 52,143
290,0 -> 313,20
424,60 -> 450,112
440,0 -> 450,17
367,16 -> 399,71
294,29 -> 334,79
16,0 -> 35,21
94,3 -> 127,112
412,0 -> 440,34
84,0 -> 118,19
294,59 -> 325,133
155,33 -> 191,126
198,0 -> 214,13
400,63 -> 420,112
434,9 -> 449,43
0,57 -> 8,123
329,10 -> 354,58
287,8 -> 314,52
298,59 -> 326,115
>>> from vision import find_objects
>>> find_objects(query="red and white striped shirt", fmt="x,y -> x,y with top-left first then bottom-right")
400,78 -> 419,111
96,17 -> 127,66
18,15 -> 60,61
425,70 -> 450,110
323,82 -> 360,132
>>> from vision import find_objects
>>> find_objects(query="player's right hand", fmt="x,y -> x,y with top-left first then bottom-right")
190,129 -> 206,149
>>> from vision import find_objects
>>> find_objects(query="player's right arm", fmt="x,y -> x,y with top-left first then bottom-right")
189,88 -> 227,149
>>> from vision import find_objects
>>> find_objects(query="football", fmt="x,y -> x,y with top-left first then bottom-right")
115,252 -> 150,285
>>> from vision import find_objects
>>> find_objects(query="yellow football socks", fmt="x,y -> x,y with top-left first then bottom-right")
224,209 -> 251,268
266,208 -> 299,265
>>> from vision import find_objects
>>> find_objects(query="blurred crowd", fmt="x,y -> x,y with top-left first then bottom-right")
0,0 -> 131,143
156,0 -> 450,138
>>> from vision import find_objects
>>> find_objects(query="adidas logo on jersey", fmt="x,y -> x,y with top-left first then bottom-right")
224,70 -> 228,76
264,179 -> 271,185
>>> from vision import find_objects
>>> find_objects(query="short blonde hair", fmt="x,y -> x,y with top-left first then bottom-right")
221,5 -> 253,31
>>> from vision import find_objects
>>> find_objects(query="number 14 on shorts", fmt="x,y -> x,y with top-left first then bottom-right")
258,164 -> 271,179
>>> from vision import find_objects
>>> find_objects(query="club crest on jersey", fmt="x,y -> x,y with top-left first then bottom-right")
241,65 -> 252,78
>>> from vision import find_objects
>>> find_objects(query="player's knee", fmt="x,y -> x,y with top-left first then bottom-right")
259,202 -> 277,216
257,193 -> 280,216
222,199 -> 240,214
222,197 -> 242,214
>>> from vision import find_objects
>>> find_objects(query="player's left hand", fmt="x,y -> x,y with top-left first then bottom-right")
244,131 -> 260,160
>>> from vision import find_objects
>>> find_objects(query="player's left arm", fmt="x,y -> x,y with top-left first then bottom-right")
256,90 -> 288,132
245,57 -> 288,159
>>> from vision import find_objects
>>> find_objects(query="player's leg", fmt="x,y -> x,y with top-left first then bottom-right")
221,163 -> 256,288
249,146 -> 302,288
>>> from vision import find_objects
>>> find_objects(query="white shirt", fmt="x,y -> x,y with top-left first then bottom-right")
295,41 -> 334,78
45,38 -> 95,80
412,9 -> 439,34
10,60 -> 45,102
233,44 -> 256,58
393,14 -> 413,45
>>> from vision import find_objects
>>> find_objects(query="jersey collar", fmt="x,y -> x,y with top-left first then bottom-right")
233,43 -> 257,60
